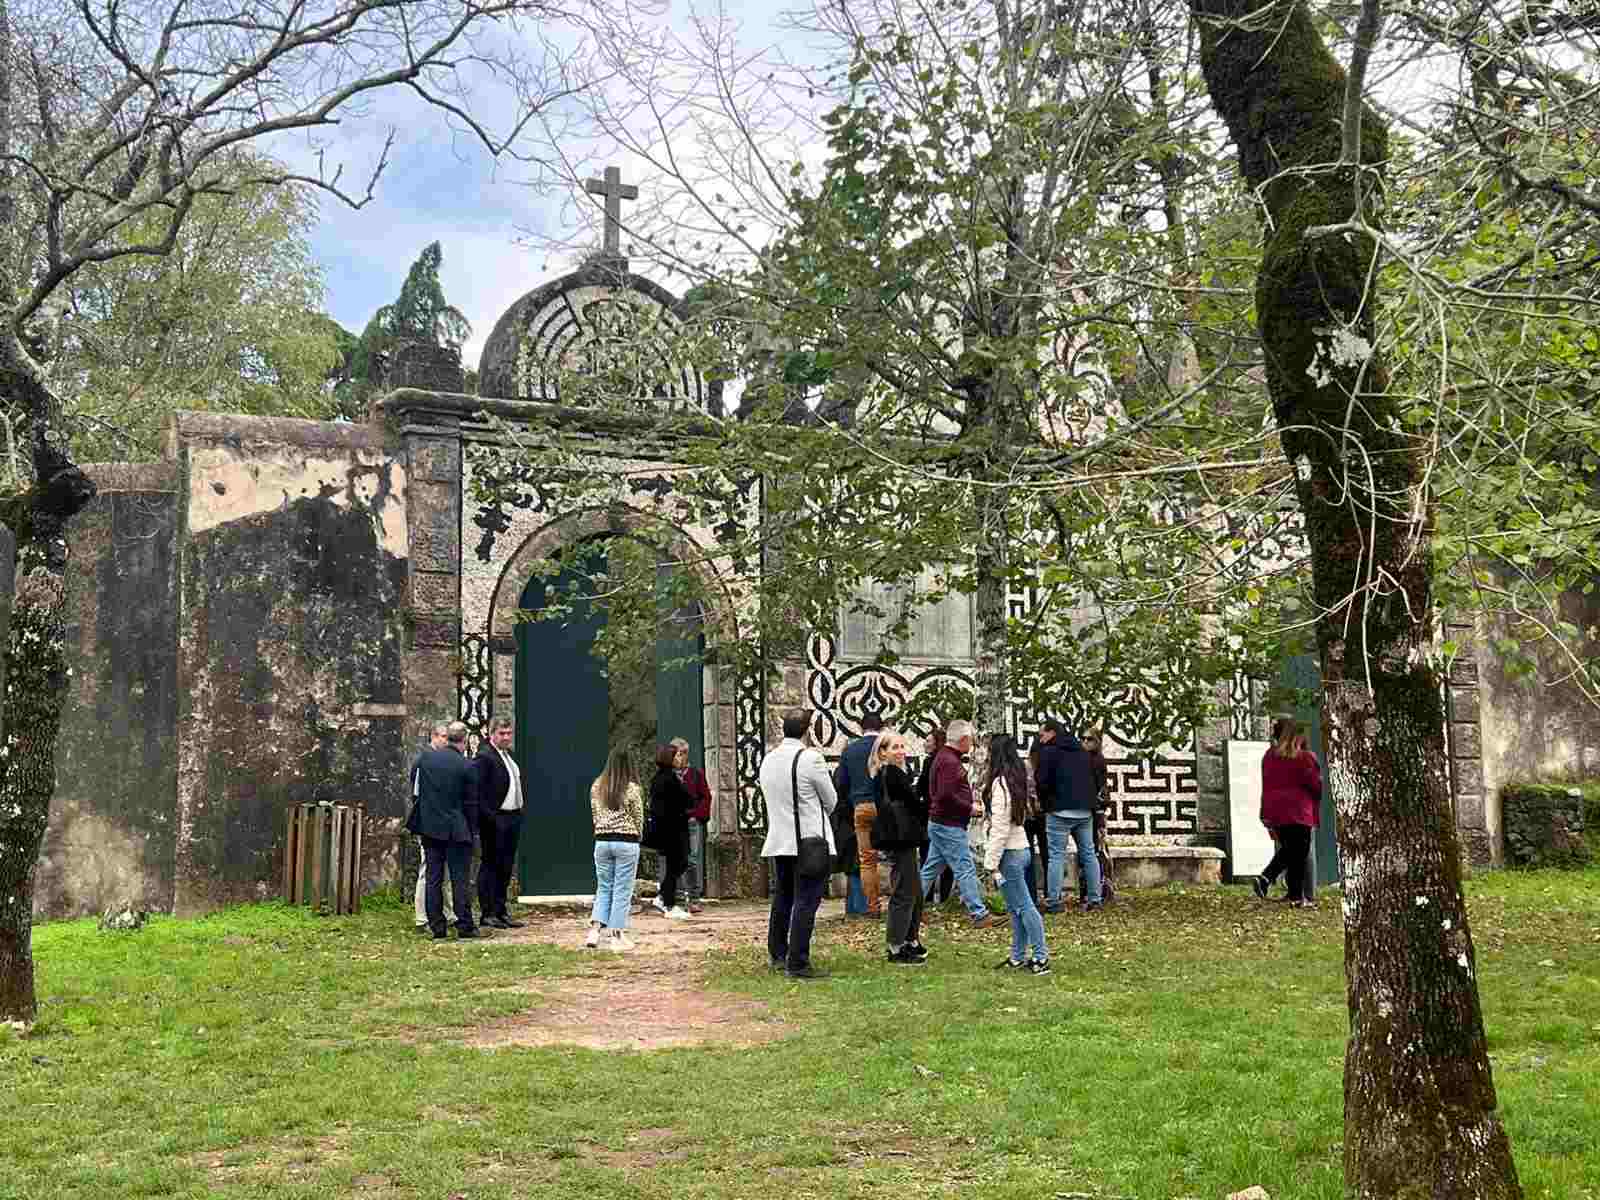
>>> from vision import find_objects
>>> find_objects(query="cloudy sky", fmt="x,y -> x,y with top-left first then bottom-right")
299,0 -> 827,369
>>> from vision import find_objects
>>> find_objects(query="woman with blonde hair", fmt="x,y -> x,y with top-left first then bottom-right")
869,729 -> 930,965
588,746 -> 646,950
1255,717 -> 1322,908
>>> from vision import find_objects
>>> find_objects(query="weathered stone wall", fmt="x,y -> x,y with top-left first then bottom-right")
172,413 -> 410,914
1500,783 -> 1591,868
1476,598 -> 1600,867
39,465 -> 179,919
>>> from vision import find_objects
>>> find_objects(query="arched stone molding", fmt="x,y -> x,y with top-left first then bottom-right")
481,505 -> 746,848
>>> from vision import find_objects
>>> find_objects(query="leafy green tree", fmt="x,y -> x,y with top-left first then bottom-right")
41,168 -> 343,459
337,242 -> 471,415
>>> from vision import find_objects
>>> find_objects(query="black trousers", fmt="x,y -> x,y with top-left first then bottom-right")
422,837 -> 474,934
767,856 -> 827,970
1024,816 -> 1048,900
477,808 -> 524,918
1261,823 -> 1314,901
659,831 -> 689,908
885,846 -> 925,950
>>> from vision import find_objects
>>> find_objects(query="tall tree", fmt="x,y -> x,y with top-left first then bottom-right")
1186,0 -> 1521,1194
337,241 -> 471,414
0,0 -> 602,1024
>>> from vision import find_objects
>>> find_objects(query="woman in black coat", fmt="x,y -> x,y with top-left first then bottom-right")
649,743 -> 695,919
872,730 -> 930,964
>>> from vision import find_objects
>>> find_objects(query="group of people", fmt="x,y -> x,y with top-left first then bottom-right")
758,709 -> 1118,979
581,736 -> 713,951
408,718 -> 528,939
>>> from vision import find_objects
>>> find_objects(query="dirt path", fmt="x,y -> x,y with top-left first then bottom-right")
455,898 -> 849,1052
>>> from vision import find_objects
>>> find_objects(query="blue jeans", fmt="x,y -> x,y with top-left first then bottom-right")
919,822 -> 987,920
1046,812 -> 1101,906
998,848 -> 1048,963
845,872 -> 870,914
593,840 -> 642,930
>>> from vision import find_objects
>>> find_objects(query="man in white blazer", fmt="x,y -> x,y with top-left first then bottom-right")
759,708 -> 839,979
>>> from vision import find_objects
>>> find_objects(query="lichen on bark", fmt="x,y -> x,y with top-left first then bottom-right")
1188,0 -> 1522,1195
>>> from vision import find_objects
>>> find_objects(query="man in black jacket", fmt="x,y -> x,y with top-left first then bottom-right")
1032,718 -> 1103,913
472,716 -> 526,929
416,722 -> 484,939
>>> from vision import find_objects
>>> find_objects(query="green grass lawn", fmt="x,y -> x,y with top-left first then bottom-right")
4,869 -> 1597,1200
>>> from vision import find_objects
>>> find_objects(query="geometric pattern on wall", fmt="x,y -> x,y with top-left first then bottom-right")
458,630 -> 493,728
735,663 -> 768,833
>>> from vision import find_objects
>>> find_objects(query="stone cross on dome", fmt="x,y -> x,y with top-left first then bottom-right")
584,165 -> 638,257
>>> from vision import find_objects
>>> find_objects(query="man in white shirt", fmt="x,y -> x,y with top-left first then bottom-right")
758,708 -> 839,979
472,716 -> 526,929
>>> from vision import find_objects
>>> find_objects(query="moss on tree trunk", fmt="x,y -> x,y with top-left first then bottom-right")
1188,1 -> 1522,1195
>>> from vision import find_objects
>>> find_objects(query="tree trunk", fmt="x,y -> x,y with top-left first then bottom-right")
0,563 -> 68,1024
1188,2 -> 1522,1196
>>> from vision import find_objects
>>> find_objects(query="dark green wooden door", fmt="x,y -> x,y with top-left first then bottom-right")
1279,653 -> 1340,884
655,566 -> 705,771
516,552 -> 609,895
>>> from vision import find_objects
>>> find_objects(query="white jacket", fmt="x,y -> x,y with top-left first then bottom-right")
983,776 -> 1030,873
758,739 -> 839,858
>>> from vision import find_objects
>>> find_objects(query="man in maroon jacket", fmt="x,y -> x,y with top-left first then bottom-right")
916,719 -> 996,928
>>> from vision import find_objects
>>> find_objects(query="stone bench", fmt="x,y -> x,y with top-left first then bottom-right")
1058,844 -> 1226,890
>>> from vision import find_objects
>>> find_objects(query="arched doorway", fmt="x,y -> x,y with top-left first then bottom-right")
514,537 -> 704,896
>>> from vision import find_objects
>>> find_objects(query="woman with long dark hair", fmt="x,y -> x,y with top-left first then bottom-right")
1255,718 -> 1322,908
649,743 -> 695,920
870,729 -> 930,965
982,733 -> 1050,974
588,746 -> 645,950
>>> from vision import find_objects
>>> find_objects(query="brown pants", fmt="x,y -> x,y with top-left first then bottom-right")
853,802 -> 882,913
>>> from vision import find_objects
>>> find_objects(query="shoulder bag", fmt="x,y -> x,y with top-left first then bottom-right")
792,750 -> 831,880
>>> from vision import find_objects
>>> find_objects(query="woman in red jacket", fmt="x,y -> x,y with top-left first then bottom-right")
1254,717 -> 1321,908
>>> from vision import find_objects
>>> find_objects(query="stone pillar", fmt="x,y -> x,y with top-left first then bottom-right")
0,522 -> 13,747
387,396 -> 464,893
1446,619 -> 1493,867
1192,679 -> 1233,846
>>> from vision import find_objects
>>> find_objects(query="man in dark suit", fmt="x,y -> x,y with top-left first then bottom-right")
472,716 -> 526,929
416,721 -> 484,939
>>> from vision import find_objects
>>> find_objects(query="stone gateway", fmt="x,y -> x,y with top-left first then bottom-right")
38,252 -> 1531,918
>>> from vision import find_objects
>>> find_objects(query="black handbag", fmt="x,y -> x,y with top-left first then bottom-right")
792,751 -> 831,880
404,798 -> 422,836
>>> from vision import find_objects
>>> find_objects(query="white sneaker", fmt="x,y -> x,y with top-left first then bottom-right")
651,896 -> 668,914
583,925 -> 600,949
666,906 -> 691,921
606,932 -> 635,952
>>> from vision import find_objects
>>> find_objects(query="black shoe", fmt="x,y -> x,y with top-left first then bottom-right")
1252,876 -> 1270,900
994,957 -> 1025,970
768,958 -> 786,972
904,942 -> 929,961
498,915 -> 524,928
456,927 -> 486,939
482,916 -> 508,929
786,964 -> 829,980
430,930 -> 448,940
1028,959 -> 1052,976
887,948 -> 926,965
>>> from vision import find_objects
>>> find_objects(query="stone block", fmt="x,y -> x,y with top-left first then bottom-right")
408,437 -> 461,484
1193,789 -> 1227,833
1195,752 -> 1226,796
1452,756 -> 1484,796
1450,722 -> 1482,759
1461,828 -> 1495,869
494,653 -> 515,698
1455,789 -> 1485,828
1449,655 -> 1479,685
412,616 -> 456,648
1448,685 -> 1479,722
389,344 -> 465,393
718,705 -> 735,753
409,509 -> 459,573
410,570 -> 459,614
